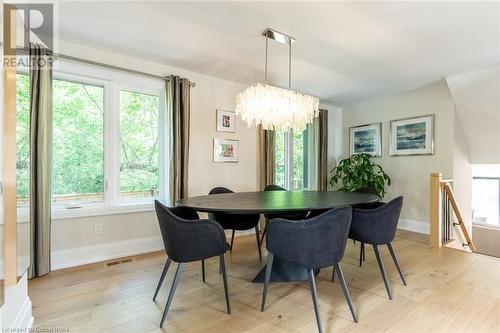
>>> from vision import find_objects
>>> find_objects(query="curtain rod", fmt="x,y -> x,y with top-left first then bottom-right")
1,43 -> 196,87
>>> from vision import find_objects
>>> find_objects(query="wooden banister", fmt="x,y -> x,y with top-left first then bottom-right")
430,173 -> 443,248
429,173 -> 475,251
442,183 -> 476,251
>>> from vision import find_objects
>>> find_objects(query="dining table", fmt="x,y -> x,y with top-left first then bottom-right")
177,190 -> 379,283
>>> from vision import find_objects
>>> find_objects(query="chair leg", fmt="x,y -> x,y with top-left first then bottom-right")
261,252 -> 274,311
359,243 -> 364,267
153,258 -> 171,301
334,263 -> 358,323
372,245 -> 393,300
220,254 -> 231,314
160,263 -> 183,328
201,260 -> 206,283
259,219 -> 268,246
331,266 -> 335,282
255,226 -> 262,262
362,242 -> 366,262
387,243 -> 406,286
230,230 -> 235,251
308,269 -> 323,333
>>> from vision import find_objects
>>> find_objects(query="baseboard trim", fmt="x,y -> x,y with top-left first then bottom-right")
398,218 -> 429,234
51,236 -> 164,271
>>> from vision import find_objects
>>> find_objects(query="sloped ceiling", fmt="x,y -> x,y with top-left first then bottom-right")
52,1 -> 500,105
447,65 -> 500,164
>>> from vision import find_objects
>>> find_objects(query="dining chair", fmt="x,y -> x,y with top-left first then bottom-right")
349,196 -> 406,299
153,200 -> 231,327
261,207 -> 358,333
208,187 -> 262,261
261,184 -> 308,245
152,206 -> 212,290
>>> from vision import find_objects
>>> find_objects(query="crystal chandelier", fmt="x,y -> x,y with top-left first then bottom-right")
236,28 -> 319,132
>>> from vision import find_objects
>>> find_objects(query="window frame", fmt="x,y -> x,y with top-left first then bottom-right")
472,176 -> 500,228
16,60 -> 167,222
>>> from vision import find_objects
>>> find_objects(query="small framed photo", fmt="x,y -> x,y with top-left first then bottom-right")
390,114 -> 435,156
216,110 -> 235,132
213,138 -> 238,163
349,122 -> 382,156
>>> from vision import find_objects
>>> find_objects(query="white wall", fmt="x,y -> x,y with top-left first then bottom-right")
453,110 -> 473,234
341,80 -> 456,233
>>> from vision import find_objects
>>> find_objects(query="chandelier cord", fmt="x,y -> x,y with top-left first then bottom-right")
289,40 -> 292,89
265,37 -> 269,84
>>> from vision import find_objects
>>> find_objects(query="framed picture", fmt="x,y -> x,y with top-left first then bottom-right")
216,109 -> 235,132
213,138 -> 238,162
349,122 -> 382,156
390,114 -> 435,156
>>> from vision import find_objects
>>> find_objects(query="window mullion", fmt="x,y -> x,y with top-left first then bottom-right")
104,82 -> 120,206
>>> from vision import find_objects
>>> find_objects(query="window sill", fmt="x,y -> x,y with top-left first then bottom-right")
16,202 -> 155,223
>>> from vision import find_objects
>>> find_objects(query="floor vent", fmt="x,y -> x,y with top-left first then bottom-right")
105,257 -> 135,267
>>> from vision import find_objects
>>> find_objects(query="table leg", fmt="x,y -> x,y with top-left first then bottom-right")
252,256 -> 318,283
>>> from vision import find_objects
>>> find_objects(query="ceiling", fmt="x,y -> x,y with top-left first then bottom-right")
447,65 -> 500,164
54,1 -> 500,104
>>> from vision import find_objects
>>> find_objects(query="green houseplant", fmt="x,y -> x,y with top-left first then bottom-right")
329,153 -> 391,198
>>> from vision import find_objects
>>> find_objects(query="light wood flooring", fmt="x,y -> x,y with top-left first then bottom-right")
29,230 -> 500,333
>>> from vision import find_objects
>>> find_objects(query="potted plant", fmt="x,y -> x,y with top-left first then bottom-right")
329,153 -> 391,198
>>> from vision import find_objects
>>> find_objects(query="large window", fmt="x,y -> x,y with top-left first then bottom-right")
15,62 -> 166,218
275,128 -> 309,190
472,177 -> 500,227
119,91 -> 160,200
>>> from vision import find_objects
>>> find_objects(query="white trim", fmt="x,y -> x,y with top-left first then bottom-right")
51,236 -> 164,270
11,297 -> 33,330
15,202 -> 155,223
398,218 -> 429,234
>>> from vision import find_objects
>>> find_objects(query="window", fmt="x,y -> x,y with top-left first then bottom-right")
52,79 -> 105,205
472,177 -> 500,227
275,128 -> 309,190
15,61 -> 166,219
16,73 -> 30,208
119,91 -> 160,200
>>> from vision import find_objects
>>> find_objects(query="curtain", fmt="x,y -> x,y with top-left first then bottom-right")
167,75 -> 191,205
258,126 -> 275,190
317,109 -> 328,190
29,44 -> 53,278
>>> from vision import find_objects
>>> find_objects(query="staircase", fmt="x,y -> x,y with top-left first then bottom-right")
430,173 -> 475,252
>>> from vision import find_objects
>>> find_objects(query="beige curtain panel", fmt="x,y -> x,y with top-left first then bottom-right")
259,126 -> 276,190
317,109 -> 328,190
29,44 -> 53,278
167,75 -> 191,205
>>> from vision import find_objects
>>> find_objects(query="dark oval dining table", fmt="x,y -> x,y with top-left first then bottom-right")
177,190 -> 379,283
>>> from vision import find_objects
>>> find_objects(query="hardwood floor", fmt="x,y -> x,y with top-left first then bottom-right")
29,230 -> 500,333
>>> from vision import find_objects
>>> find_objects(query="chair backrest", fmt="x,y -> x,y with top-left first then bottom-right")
266,206 -> 353,269
209,187 -> 234,195
154,200 -> 226,263
264,184 -> 285,191
350,196 -> 403,245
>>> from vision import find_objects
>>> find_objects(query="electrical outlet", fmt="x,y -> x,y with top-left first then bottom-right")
94,223 -> 103,234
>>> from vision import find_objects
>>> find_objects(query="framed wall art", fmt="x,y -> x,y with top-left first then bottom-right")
216,109 -> 236,133
213,138 -> 238,162
349,122 -> 382,156
390,114 -> 435,156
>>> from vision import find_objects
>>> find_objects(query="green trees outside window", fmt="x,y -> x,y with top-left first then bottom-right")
16,74 -> 161,206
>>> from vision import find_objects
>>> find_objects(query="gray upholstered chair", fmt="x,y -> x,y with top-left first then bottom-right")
349,196 -> 406,299
209,186 -> 262,261
261,184 -> 309,245
153,200 -> 230,327
261,207 -> 358,333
